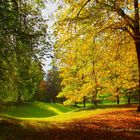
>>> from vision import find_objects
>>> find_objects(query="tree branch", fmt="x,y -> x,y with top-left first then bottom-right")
113,6 -> 135,31
94,0 -> 135,31
11,0 -> 19,11
134,0 -> 139,32
77,0 -> 91,17
121,27 -> 134,39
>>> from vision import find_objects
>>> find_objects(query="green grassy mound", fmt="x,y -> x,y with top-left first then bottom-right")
0,102 -> 73,118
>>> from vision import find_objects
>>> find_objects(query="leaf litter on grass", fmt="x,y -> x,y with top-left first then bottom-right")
1,105 -> 140,140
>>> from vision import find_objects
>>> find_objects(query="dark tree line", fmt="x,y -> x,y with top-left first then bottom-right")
0,0 -> 49,102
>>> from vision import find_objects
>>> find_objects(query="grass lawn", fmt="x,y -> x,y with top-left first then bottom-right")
0,102 -> 140,140
0,102 -> 73,118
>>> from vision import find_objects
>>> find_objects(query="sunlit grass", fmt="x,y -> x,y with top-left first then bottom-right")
15,104 -> 137,124
41,105 -> 136,123
0,102 -> 138,139
0,102 -> 73,118
0,102 -> 137,124
0,103 -> 138,140
45,109 -> 110,122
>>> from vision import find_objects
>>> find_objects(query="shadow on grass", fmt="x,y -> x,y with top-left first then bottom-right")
0,102 -> 73,118
0,118 -> 44,140
1,112 -> 140,140
74,104 -> 138,112
1,103 -> 60,118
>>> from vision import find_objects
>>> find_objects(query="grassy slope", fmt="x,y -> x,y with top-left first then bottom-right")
1,103 -> 140,140
0,104 -> 140,140
37,104 -> 137,122
0,102 -> 137,122
0,102 -> 73,118
0,102 -> 138,124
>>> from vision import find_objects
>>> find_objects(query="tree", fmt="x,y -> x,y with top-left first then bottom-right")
46,65 -> 62,103
0,0 -> 48,102
54,0 -> 140,110
35,80 -> 48,102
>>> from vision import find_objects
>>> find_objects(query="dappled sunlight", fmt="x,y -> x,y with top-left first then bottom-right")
1,0 -> 140,139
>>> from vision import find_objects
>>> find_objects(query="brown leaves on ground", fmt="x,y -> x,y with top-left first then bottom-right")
39,108 -> 140,140
1,105 -> 140,140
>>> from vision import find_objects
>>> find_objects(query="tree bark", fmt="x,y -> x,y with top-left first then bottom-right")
133,0 -> 140,111
135,40 -> 140,111
128,92 -> 131,105
128,97 -> 131,105
83,96 -> 86,107
18,91 -> 21,103
93,94 -> 97,105
117,94 -> 119,104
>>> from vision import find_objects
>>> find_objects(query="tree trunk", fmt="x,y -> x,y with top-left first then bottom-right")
133,0 -> 140,111
83,96 -> 86,107
61,101 -> 63,105
117,94 -> 119,104
128,92 -> 131,105
18,92 -> 21,103
135,40 -> 140,111
128,97 -> 131,105
93,94 -> 97,105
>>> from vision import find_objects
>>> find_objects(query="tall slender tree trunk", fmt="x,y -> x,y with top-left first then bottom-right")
75,102 -> 77,107
93,94 -> 97,105
135,40 -> 140,111
134,0 -> 140,111
128,94 -> 131,105
92,58 -> 98,105
83,96 -> 86,107
116,94 -> 119,104
18,91 -> 21,103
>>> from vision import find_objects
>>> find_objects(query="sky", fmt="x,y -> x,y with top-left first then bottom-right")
41,1 -> 58,73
